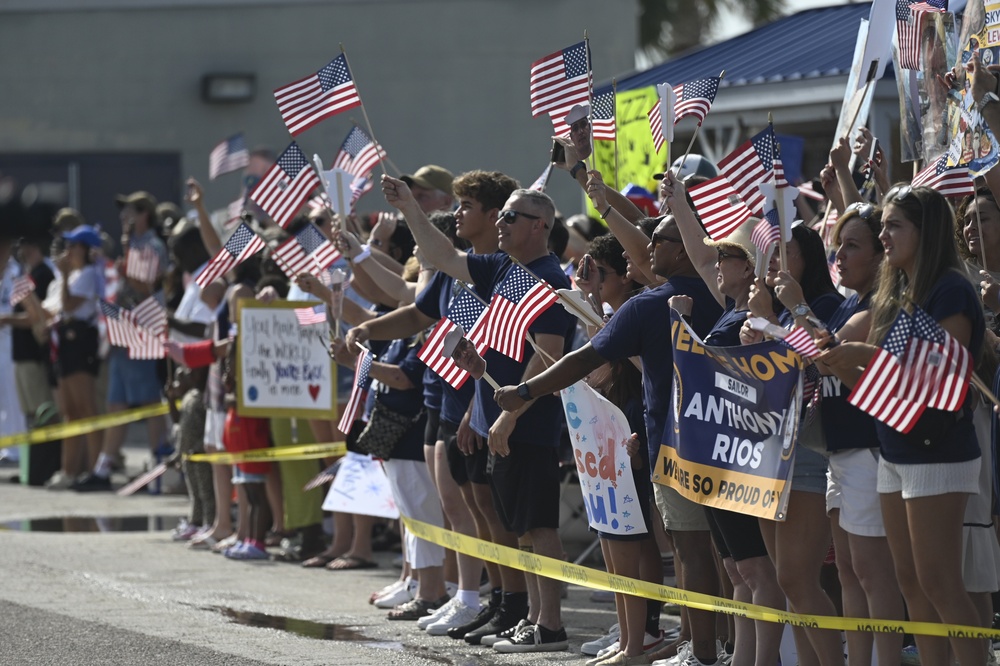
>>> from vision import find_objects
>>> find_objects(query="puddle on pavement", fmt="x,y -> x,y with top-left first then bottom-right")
2,515 -> 184,533
206,606 -> 464,664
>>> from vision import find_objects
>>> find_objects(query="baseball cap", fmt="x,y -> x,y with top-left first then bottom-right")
115,191 -> 158,215
401,165 -> 454,196
62,224 -> 102,248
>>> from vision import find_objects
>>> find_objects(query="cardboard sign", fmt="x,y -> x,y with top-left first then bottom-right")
236,299 -> 337,419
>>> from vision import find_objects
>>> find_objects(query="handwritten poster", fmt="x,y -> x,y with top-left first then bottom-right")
236,299 -> 337,419
322,452 -> 399,519
560,380 -> 647,536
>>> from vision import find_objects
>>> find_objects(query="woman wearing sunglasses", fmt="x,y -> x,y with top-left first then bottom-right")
822,185 -> 987,666
773,203 -> 905,666
661,172 -> 786,666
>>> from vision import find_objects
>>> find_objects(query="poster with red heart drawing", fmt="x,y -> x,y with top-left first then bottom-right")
235,299 -> 338,419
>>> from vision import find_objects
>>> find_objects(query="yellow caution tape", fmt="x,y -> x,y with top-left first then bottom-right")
401,516 -> 1000,640
0,403 -> 171,448
187,442 -> 347,464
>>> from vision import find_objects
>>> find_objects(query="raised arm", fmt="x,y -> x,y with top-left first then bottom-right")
335,230 -> 416,306
660,171 -> 725,306
382,175 -> 471,283
585,170 -> 659,285
553,136 -> 645,222
185,178 -> 222,257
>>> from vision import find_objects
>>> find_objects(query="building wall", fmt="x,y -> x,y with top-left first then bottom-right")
0,0 -> 636,219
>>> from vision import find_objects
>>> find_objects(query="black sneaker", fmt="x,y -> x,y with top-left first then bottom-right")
493,623 -> 568,653
481,619 -> 530,647
464,592 -> 527,645
447,589 -> 500,639
70,473 -> 112,492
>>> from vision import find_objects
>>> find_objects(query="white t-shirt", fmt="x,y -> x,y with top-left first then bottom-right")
65,264 -> 100,322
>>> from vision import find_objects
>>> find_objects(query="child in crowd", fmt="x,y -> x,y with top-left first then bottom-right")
166,364 -> 213,542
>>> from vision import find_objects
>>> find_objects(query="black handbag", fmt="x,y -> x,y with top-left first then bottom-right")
354,399 -> 424,460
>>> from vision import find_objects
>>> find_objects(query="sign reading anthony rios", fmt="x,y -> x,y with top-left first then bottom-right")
654,311 -> 802,521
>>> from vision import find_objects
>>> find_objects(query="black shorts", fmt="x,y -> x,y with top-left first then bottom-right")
488,442 -> 561,536
55,320 -> 99,379
705,506 -> 769,561
597,470 -> 655,542
424,408 -> 441,447
441,419 -> 489,486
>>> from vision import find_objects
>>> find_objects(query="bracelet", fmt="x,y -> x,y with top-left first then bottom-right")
600,205 -> 613,220
370,238 -> 383,248
570,161 -> 586,179
353,245 -> 371,264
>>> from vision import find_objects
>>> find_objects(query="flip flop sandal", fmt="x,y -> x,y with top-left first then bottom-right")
301,553 -> 340,568
326,556 -> 378,571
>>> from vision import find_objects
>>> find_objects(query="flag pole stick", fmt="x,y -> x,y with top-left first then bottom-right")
525,332 -> 556,366
677,70 -> 725,171
770,115 -> 789,273
340,45 -> 387,178
975,192 -> 990,271
612,77 -> 619,191
972,372 -> 1000,410
584,31 -> 595,171
820,200 -> 835,246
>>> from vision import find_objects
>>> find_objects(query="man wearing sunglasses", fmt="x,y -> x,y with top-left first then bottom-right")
382,173 -> 576,654
494,208 -> 725,666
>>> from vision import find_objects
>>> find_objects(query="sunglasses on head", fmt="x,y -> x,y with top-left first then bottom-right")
842,202 -> 876,220
885,184 -> 914,203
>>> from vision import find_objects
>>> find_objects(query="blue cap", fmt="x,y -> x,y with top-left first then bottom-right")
62,224 -> 102,248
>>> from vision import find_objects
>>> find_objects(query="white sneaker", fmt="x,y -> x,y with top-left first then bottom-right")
373,578 -> 417,609
418,597 -> 459,630
425,600 -> 480,635
595,640 -> 621,660
652,640 -> 690,666
581,623 -> 621,656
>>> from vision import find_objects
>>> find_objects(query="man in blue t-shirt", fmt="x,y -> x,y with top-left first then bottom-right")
382,174 -> 575,654
494,214 -> 724,666
347,171 -> 524,638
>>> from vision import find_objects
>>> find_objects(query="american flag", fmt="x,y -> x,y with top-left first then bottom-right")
529,41 -> 592,119
125,245 -> 160,284
648,99 -> 667,154
551,89 -> 615,139
798,181 -> 825,202
751,208 -> 782,254
337,347 -> 373,435
272,223 -> 341,279
10,275 -> 35,306
688,175 -> 753,240
132,296 -> 167,338
673,77 -> 721,125
195,222 -> 264,289
896,0 -> 947,70
484,264 -> 559,362
273,54 -> 362,136
418,286 -> 490,389
529,163 -> 553,192
249,142 -> 321,228
99,300 -> 163,360
295,304 -> 327,326
848,310 -> 925,432
718,124 -> 780,214
349,175 -> 373,208
225,199 -> 245,230
912,156 -> 974,198
896,306 -> 971,412
782,326 -> 821,359
209,133 -> 250,181
331,126 -> 385,178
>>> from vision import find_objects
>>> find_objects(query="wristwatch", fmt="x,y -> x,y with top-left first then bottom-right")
570,161 -> 587,179
977,92 -> 1000,114
516,382 -> 533,401
792,303 -> 810,318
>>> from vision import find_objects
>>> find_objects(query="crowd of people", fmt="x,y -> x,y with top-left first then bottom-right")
7,54 -> 1000,666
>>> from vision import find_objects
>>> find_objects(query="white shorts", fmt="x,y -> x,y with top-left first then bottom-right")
826,448 -> 885,537
384,458 -> 445,570
203,408 -> 225,452
877,457 -> 981,499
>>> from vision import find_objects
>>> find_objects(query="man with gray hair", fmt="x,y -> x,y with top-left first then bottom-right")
382,175 -> 576,654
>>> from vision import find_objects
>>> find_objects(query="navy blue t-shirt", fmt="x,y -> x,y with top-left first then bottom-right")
367,337 -> 428,462
821,293 -> 879,452
414,270 -> 492,425
777,291 -> 844,329
591,276 -> 722,468
703,301 -> 746,347
466,252 -> 576,446
878,270 -> 985,464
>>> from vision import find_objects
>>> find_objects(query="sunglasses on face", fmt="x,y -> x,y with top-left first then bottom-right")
498,209 -> 541,224
717,249 -> 747,262
651,233 -> 682,248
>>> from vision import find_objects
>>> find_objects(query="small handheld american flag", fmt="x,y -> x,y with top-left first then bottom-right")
688,175 -> 753,240
337,347 -> 373,435
249,142 -> 322,229
895,306 -> 971,412
10,275 -> 35,306
418,287 -> 490,389
273,54 -> 361,136
911,156 -> 974,198
484,264 -> 559,362
331,126 -> 385,179
529,41 -> 592,119
272,223 -> 341,279
195,222 -> 264,289
125,246 -> 160,284
100,300 -> 164,360
718,124 -> 781,214
209,133 -> 250,181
